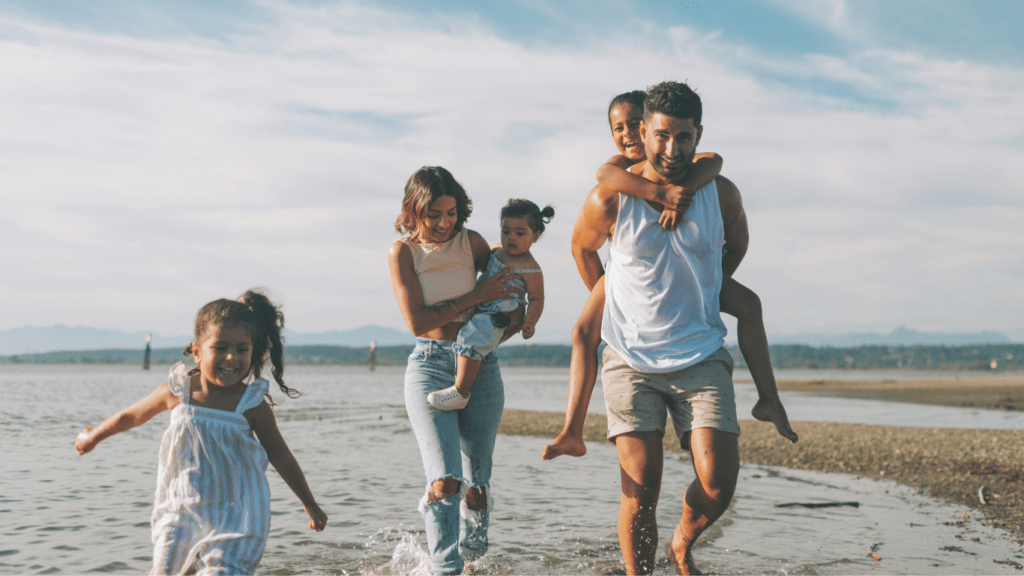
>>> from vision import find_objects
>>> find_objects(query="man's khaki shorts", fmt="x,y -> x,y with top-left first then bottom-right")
601,345 -> 740,449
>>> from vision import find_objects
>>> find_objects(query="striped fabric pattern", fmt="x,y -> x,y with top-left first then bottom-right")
150,362 -> 271,575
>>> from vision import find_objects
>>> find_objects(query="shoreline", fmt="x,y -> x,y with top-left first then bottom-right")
499,401 -> 1024,547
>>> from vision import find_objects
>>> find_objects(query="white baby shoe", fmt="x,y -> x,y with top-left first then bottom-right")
427,386 -> 470,410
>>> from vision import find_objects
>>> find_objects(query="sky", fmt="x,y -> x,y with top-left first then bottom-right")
2,0 -> 1023,344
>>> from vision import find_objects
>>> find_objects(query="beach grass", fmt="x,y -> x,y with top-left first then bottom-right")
498,375 -> 1024,547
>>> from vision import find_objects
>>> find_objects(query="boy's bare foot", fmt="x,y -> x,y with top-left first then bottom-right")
751,398 -> 798,443
541,431 -> 587,460
666,527 -> 701,575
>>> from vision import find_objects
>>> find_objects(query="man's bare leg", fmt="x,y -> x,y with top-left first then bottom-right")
666,428 -> 739,575
543,277 -> 605,459
720,278 -> 798,443
616,431 -> 663,575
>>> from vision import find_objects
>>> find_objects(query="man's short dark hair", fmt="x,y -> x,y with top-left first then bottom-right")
608,90 -> 647,126
644,81 -> 702,127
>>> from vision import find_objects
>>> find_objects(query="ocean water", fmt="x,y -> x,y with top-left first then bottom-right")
1,364 -> 1022,575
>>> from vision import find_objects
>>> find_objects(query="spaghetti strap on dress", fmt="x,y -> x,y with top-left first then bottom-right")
150,362 -> 271,576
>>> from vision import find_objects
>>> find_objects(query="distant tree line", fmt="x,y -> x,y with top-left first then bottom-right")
2,343 -> 1022,372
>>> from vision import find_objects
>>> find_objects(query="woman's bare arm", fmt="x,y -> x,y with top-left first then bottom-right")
388,236 -> 521,337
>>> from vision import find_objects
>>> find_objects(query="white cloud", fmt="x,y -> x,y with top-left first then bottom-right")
1,1 -> 1022,342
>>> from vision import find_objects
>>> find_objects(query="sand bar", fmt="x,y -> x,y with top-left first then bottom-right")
499,387 -> 1024,549
763,374 -> 1024,411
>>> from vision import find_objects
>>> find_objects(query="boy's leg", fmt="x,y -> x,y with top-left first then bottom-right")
719,277 -> 798,443
543,276 -> 606,460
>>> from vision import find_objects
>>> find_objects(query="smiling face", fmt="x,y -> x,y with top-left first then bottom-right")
500,216 -> 540,256
415,194 -> 458,243
609,103 -> 645,162
192,323 -> 253,389
641,112 -> 703,182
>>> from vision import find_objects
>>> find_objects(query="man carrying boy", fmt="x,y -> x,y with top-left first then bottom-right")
570,81 -> 747,575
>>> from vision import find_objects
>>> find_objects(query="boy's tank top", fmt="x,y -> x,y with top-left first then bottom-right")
403,228 -> 476,322
601,181 -> 728,373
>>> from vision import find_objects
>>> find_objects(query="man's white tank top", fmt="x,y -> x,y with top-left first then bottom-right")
601,181 -> 728,373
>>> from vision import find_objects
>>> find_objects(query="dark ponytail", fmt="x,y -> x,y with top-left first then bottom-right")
500,198 -> 555,236
185,288 -> 299,405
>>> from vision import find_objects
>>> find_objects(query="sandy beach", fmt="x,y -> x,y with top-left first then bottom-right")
499,376 -> 1024,550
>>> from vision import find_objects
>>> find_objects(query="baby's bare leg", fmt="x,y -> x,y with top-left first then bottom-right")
454,354 -> 481,398
720,277 -> 797,443
543,276 -> 605,460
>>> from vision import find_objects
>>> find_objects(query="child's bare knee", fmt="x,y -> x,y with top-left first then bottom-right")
742,289 -> 762,317
571,321 -> 600,347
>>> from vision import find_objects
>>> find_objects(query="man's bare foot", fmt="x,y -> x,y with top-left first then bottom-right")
751,398 -> 798,443
541,431 -> 587,460
666,527 -> 701,575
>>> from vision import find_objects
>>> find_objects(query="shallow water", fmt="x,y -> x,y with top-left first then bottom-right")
1,364 -> 1022,575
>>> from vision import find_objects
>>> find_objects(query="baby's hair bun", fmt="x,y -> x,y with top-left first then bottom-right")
540,205 -> 555,223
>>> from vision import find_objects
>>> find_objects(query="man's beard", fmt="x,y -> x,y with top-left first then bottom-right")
650,153 -> 693,182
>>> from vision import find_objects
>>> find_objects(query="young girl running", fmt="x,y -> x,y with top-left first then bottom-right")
75,290 -> 327,575
428,199 -> 554,410
543,90 -> 797,460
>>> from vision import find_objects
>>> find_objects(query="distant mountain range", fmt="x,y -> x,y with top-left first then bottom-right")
768,326 -> 1017,347
0,323 -> 1020,355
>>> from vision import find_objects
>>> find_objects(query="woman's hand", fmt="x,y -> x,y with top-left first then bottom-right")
472,266 -> 521,303
75,428 -> 96,455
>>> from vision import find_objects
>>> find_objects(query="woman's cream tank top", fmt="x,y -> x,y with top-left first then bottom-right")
403,229 -> 476,322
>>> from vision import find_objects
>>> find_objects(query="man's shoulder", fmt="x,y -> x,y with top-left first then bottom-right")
714,175 -> 744,220
586,182 -> 620,217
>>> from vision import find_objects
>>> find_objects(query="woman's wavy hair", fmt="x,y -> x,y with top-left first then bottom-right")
182,289 -> 299,405
500,198 -> 555,236
395,166 -> 473,238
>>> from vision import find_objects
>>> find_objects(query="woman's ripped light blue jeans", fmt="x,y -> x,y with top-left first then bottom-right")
404,338 -> 505,575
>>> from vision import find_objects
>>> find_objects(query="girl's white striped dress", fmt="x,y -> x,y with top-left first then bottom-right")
150,362 -> 271,575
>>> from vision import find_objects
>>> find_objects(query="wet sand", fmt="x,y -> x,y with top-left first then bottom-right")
767,374 -> 1024,412
499,376 -> 1024,549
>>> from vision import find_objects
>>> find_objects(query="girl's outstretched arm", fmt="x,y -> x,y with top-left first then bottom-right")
249,402 -> 328,531
75,382 -> 179,455
595,152 -> 723,215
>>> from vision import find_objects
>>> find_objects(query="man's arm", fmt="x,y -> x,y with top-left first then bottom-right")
717,175 -> 749,277
571,184 -> 618,291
